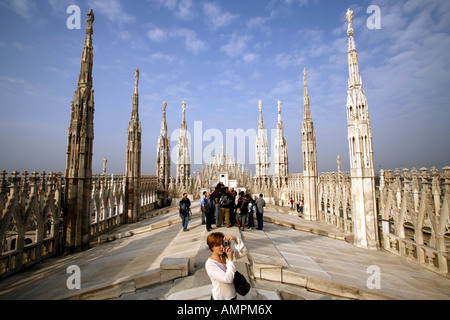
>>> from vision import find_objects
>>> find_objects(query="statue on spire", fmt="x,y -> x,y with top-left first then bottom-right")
303,68 -> 307,85
277,100 -> 282,114
86,9 -> 95,33
134,68 -> 139,88
346,8 -> 354,36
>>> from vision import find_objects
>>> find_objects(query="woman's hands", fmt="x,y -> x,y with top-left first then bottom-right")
223,236 -> 237,260
224,235 -> 237,242
224,246 -> 233,260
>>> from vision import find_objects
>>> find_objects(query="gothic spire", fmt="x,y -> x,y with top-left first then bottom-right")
131,68 -> 139,121
303,68 -> 311,120
258,100 -> 265,129
346,8 -> 362,90
78,9 -> 94,87
181,100 -> 187,130
161,101 -> 168,136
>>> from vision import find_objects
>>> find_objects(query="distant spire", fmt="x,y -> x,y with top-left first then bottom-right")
78,9 -> 94,87
303,68 -> 311,120
131,68 -> 139,121
346,8 -> 362,89
160,101 -> 167,136
277,100 -> 283,128
181,100 -> 187,129
258,100 -> 264,129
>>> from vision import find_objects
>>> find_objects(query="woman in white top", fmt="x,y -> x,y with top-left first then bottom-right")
205,232 -> 248,300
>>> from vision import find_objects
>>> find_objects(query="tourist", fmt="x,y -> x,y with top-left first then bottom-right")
179,193 -> 191,231
299,199 -> 304,217
201,193 -> 215,232
212,186 -> 221,226
201,191 -> 207,225
290,198 -> 294,210
255,194 -> 265,230
236,192 -> 248,231
218,186 -> 232,227
247,197 -> 256,229
205,232 -> 248,300
229,187 -> 237,226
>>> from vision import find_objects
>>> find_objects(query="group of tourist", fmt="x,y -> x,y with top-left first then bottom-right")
178,182 -> 266,233
202,183 -> 266,232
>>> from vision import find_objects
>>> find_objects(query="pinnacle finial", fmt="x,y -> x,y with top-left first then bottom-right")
86,9 -> 95,34
346,8 -> 354,36
134,68 -> 139,87
303,68 -> 307,86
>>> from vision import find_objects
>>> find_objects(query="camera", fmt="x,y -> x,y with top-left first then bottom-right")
223,240 -> 231,248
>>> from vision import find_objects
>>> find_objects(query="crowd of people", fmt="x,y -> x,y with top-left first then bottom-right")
178,182 -> 266,232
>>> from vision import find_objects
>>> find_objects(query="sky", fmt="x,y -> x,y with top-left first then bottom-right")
0,0 -> 449,177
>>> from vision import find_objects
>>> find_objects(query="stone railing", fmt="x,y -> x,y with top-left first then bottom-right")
90,174 -> 126,237
287,173 -> 304,204
140,175 -> 159,213
318,171 -> 353,234
0,171 -> 63,279
379,167 -> 450,277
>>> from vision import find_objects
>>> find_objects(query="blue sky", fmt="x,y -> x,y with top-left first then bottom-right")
0,0 -> 449,176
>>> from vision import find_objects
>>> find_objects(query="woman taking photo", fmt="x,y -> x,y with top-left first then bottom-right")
205,232 -> 248,300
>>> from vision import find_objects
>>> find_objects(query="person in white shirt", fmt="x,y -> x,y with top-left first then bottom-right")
205,232 -> 248,300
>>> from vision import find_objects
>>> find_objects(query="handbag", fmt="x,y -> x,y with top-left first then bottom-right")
234,271 -> 250,296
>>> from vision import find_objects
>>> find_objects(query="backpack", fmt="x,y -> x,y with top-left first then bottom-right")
219,194 -> 230,206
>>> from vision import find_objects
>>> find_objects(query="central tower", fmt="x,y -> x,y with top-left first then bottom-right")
64,9 -> 95,253
346,8 -> 379,249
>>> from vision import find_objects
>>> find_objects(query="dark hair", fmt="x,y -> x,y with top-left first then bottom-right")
259,194 -> 263,198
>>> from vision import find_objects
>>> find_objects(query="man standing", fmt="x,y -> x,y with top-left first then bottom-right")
218,186 -> 232,227
255,194 -> 266,230
201,193 -> 215,232
179,193 -> 191,231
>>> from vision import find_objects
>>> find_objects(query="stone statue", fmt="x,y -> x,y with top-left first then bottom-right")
103,157 -> 107,174
259,100 -> 263,112
86,9 -> 95,28
277,100 -> 281,114
134,68 -> 139,88
337,155 -> 341,172
303,68 -> 307,84
182,100 -> 186,112
346,8 -> 354,34
163,101 -> 167,113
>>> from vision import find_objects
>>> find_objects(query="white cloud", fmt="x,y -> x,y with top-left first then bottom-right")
173,28 -> 208,55
221,33 -> 251,58
147,28 -> 169,42
156,0 -> 196,20
146,27 -> 208,55
275,52 -> 304,69
203,2 -> 239,30
5,0 -> 35,20
90,0 -> 135,25
243,53 -> 259,63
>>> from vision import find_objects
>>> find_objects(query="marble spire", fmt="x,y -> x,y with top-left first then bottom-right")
345,8 -> 379,250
